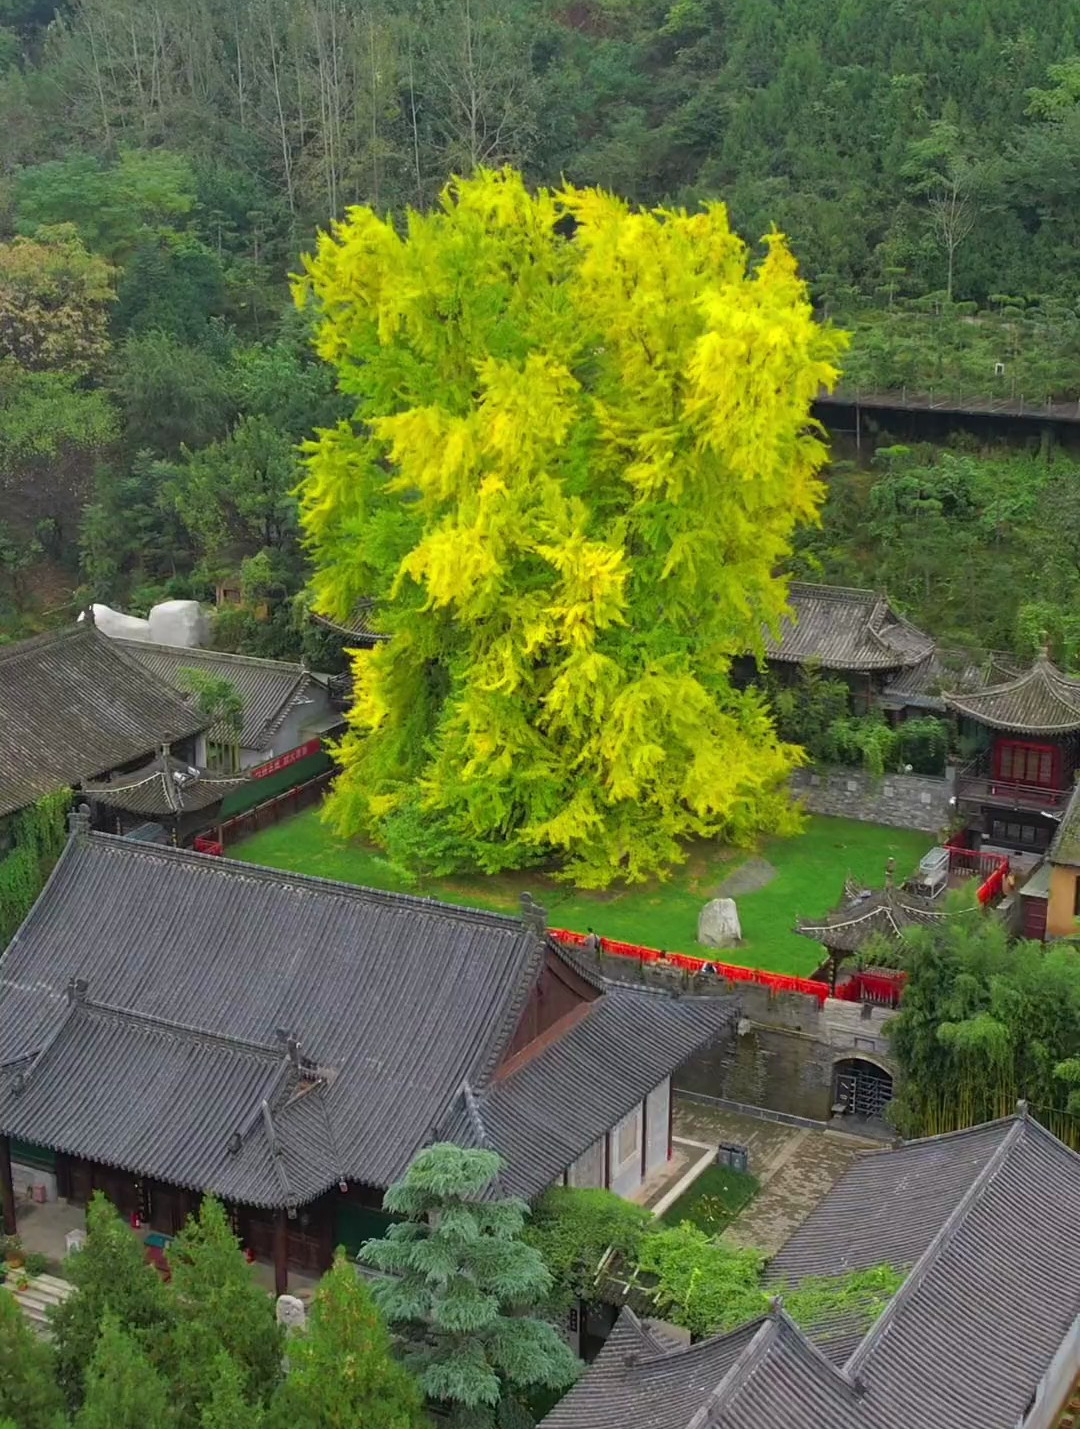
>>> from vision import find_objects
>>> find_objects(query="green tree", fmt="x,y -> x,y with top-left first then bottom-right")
50,1193 -> 177,1411
0,226 -> 115,375
523,1187 -> 654,1313
297,167 -> 844,887
199,1354 -> 263,1429
358,1144 -> 580,1427
114,331 -> 236,455
177,670 -> 244,771
0,1286 -> 66,1429
75,1316 -> 173,1429
166,1197 -> 283,1421
269,1251 -> 426,1429
165,416 -> 301,576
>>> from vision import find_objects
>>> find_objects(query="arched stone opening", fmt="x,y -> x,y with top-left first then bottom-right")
832,1056 -> 895,1120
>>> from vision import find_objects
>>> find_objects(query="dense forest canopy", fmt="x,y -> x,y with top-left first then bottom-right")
4,0 -> 1080,655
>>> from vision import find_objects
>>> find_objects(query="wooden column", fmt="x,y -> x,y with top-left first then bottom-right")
640,1096 -> 648,1180
273,1209 -> 288,1296
0,1135 -> 16,1236
667,1079 -> 674,1159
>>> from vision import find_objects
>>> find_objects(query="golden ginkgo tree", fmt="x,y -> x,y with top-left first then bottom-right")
295,168 -> 846,887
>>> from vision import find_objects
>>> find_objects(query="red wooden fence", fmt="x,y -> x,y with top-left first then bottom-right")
551,928 -> 831,1005
834,969 -> 907,1007
945,843 -> 1010,906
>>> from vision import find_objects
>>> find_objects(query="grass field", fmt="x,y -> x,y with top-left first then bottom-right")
231,808 -> 931,976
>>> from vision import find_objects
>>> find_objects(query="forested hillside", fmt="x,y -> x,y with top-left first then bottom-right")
3,0 -> 1080,648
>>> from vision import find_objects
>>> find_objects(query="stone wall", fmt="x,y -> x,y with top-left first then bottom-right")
790,765 -> 953,835
674,986 -> 898,1123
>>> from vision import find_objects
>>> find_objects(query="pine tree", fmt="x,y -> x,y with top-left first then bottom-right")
296,167 -> 845,887
268,1251 -> 426,1429
0,1286 -> 66,1429
166,1196 -> 283,1421
358,1144 -> 580,1427
75,1316 -> 173,1429
51,1193 -> 177,1412
200,1353 -> 263,1429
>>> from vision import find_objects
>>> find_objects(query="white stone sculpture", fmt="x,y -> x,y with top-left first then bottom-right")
697,897 -> 742,949
147,599 -> 209,648
275,1294 -> 307,1334
79,604 -> 152,641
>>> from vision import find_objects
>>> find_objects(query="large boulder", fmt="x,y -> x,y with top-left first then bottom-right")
148,599 -> 209,648
79,604 -> 152,641
697,898 -> 742,949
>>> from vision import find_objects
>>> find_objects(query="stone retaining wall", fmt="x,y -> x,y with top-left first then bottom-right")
790,765 -> 953,835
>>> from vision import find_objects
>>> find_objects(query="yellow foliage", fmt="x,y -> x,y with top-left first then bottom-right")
296,168 -> 846,885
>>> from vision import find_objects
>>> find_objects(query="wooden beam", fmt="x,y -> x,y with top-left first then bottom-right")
0,1135 -> 16,1235
273,1209 -> 288,1296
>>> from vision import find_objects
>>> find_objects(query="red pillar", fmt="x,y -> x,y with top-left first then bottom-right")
273,1209 -> 288,1296
0,1135 -> 17,1236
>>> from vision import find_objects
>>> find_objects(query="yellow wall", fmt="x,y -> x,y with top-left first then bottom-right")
1047,865 -> 1079,938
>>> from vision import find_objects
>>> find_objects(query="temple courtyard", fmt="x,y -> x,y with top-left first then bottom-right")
231,809 -> 932,975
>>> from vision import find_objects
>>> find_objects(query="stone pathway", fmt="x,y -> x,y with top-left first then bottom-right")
673,1096 -> 873,1256
721,1130 -> 861,1255
9,1272 -> 72,1331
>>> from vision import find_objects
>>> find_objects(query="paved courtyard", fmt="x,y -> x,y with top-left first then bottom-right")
673,1096 -> 876,1255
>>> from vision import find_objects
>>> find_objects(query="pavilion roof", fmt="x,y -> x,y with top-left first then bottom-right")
944,655 -> 1080,733
763,583 -> 934,673
82,750 -> 246,818
796,882 -> 961,955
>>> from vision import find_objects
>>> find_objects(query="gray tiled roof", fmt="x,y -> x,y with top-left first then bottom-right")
311,599 -> 387,644
0,835 -> 733,1207
115,642 -> 322,750
796,884 -> 963,955
764,584 -> 934,672
0,626 -> 207,818
944,655 -> 1080,733
543,1115 -> 1080,1429
766,1118 -> 1011,1284
1049,780 -> 1080,867
82,751 -> 246,817
442,988 -> 738,1198
540,1309 -> 762,1429
846,1114 -> 1080,1429
880,647 -> 1008,710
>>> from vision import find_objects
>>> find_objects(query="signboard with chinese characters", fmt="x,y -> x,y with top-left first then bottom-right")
248,738 -> 322,780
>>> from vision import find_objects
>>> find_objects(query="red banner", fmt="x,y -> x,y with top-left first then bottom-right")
248,738 -> 322,780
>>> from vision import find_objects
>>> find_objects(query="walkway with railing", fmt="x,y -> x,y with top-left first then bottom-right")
817,385 -> 1080,423
945,843 -> 1010,906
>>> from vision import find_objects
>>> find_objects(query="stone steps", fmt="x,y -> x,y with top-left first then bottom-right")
8,1271 -> 73,1329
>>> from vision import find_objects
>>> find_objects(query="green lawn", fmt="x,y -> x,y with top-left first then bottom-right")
230,809 -> 930,976
659,1165 -> 760,1233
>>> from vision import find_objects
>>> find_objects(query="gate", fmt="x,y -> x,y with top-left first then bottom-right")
832,1058 -> 894,1119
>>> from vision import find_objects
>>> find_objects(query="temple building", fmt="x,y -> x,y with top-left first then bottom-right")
946,653 -> 1080,854
754,582 -> 936,716
541,1108 -> 1080,1429
0,824 -> 737,1291
0,624 -> 208,831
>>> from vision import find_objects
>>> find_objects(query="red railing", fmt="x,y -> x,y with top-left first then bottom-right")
835,969 -> 907,1007
945,843 -> 1009,906
551,929 -> 831,1006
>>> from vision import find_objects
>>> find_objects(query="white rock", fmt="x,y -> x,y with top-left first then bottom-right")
697,897 -> 742,949
80,604 -> 152,641
148,599 -> 209,648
